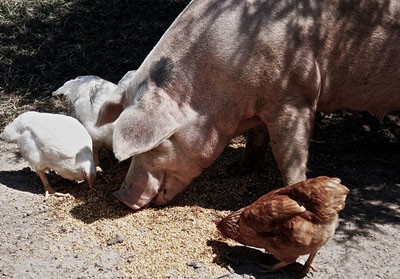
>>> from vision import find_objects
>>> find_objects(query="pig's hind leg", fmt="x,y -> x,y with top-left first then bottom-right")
229,124 -> 269,175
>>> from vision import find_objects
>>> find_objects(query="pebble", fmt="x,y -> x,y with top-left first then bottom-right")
164,269 -> 177,278
126,255 -> 135,263
106,233 -> 125,245
226,265 -> 235,274
187,260 -> 204,269
212,274 -> 231,279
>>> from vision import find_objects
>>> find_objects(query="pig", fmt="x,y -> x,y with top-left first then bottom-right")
97,0 -> 400,210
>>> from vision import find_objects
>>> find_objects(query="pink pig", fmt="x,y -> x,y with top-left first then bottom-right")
97,0 -> 400,210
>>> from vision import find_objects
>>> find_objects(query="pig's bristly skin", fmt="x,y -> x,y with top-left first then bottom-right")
97,0 -> 400,210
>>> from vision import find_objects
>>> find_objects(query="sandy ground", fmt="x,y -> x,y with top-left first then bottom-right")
0,112 -> 399,279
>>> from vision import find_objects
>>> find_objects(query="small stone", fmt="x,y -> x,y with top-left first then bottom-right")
362,125 -> 371,132
187,260 -> 204,269
58,226 -> 67,233
226,265 -> 235,274
106,233 -> 125,245
95,263 -> 104,271
164,269 -> 177,278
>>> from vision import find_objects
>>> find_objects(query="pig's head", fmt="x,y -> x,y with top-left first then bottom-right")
97,57 -> 228,210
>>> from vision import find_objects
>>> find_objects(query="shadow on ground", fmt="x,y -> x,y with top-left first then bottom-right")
0,168 -> 41,194
63,154 -> 132,223
207,240 -> 302,279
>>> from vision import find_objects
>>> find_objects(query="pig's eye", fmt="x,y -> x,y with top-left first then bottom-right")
163,189 -> 167,195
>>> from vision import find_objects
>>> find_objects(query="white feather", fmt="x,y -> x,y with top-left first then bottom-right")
1,111 -> 96,183
52,73 -> 136,165
52,76 -> 118,148
118,70 -> 137,88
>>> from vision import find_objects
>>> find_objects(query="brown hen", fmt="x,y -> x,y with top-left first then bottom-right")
215,176 -> 349,276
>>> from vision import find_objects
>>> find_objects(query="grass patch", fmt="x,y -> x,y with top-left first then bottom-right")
0,0 -> 190,98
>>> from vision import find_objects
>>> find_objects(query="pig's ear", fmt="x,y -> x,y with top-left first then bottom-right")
113,105 -> 179,161
96,101 -> 124,127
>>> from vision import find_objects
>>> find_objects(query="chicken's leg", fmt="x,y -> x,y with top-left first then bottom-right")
300,251 -> 317,277
37,171 -> 68,198
94,166 -> 111,186
93,145 -> 104,173
93,149 -> 103,173
92,146 -> 111,185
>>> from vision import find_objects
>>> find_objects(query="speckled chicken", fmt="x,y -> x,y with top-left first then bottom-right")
1,111 -> 96,198
215,176 -> 349,276
52,75 -> 120,169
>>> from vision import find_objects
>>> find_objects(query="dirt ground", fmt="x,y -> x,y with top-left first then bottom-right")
0,108 -> 399,279
0,1 -> 399,277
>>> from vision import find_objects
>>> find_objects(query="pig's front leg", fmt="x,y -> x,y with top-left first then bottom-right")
263,105 -> 315,186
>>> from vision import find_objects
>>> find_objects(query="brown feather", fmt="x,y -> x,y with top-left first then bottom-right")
216,176 -> 349,269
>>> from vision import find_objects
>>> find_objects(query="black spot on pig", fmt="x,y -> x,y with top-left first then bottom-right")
149,56 -> 175,88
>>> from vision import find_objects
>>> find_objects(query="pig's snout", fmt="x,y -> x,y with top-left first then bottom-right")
113,183 -> 157,211
113,189 -> 144,211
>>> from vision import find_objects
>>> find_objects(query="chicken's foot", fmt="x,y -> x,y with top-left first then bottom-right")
38,171 -> 69,199
300,251 -> 317,277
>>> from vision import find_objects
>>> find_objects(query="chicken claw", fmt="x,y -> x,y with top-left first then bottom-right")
300,252 -> 317,277
44,187 -> 70,199
39,171 -> 69,199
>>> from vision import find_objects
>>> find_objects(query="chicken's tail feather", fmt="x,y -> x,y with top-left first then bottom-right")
300,176 -> 350,222
51,88 -> 64,96
0,119 -> 20,142
52,87 -> 76,102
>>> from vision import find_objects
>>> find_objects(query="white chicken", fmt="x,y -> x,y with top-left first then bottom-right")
52,73 -> 135,170
118,70 -> 137,88
1,111 -> 96,198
